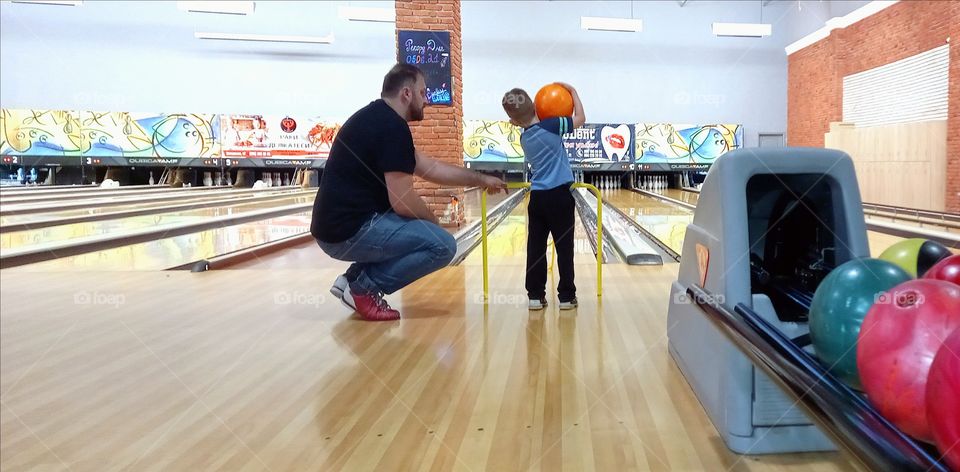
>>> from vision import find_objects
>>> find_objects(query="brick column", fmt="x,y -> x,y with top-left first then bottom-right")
396,0 -> 464,226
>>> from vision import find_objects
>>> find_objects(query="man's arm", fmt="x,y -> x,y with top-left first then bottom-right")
385,171 -> 437,223
414,152 -> 506,193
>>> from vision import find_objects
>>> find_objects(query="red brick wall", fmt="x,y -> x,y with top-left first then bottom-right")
396,0 -> 464,225
948,1 -> 960,213
787,0 -> 958,212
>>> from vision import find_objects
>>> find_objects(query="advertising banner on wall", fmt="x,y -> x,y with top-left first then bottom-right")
80,112 -> 220,158
635,123 -> 742,170
1,109 -> 83,156
220,114 -> 340,159
463,120 -> 524,163
563,123 -> 635,171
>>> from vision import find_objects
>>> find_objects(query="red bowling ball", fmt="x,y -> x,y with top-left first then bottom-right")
923,254 -> 960,286
927,328 -> 960,471
857,279 -> 960,442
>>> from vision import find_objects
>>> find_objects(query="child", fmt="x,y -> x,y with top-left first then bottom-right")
501,83 -> 586,310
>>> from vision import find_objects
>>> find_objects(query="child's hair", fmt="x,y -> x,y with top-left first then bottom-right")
501,88 -> 536,123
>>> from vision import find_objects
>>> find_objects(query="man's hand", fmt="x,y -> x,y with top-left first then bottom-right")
477,174 -> 507,194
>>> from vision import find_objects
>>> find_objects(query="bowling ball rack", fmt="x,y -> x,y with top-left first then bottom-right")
685,283 -> 949,471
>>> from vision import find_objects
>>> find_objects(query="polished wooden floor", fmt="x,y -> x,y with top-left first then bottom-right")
0,258 -> 860,471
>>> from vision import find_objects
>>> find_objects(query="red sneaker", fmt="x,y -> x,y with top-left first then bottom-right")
349,289 -> 400,321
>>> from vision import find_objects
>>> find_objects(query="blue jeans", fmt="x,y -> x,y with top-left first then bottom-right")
316,212 -> 457,295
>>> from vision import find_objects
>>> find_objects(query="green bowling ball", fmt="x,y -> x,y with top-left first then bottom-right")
878,238 -> 952,278
808,258 -> 912,389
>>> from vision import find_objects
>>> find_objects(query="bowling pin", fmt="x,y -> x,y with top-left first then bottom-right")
148,171 -> 155,185
226,172 -> 233,186
266,172 -> 273,187
203,172 -> 213,187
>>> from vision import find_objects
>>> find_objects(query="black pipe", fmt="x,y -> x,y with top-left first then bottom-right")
685,285 -> 948,472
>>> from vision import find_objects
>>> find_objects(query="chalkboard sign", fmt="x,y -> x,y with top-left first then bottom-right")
398,30 -> 452,106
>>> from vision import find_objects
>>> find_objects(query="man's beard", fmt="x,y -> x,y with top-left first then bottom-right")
408,101 -> 425,121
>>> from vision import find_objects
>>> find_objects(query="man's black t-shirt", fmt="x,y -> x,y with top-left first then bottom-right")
311,100 -> 416,243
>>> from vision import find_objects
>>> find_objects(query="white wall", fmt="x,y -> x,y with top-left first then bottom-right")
1,0 -> 841,148
0,1 -> 397,117
463,0 -> 819,147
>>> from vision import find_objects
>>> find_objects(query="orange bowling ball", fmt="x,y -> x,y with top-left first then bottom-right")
535,83 -> 574,120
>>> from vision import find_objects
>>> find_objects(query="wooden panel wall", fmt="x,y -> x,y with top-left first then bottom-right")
825,120 -> 947,211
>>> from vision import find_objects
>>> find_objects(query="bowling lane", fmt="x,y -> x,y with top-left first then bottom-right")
650,187 -> 700,205
0,185 -> 222,205
1,193 -> 315,250
462,187 -> 509,229
0,186 -> 272,214
0,188 -> 306,226
637,188 -> 952,258
602,189 -> 693,255
4,212 -> 313,271
230,187 -> 513,269
461,194 -> 599,266
867,231 -> 907,258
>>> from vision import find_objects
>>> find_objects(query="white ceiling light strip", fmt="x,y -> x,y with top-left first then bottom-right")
195,32 -> 334,44
712,22 -> 772,38
9,1 -> 82,5
177,1 -> 255,15
581,16 -> 643,33
338,6 -> 394,23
